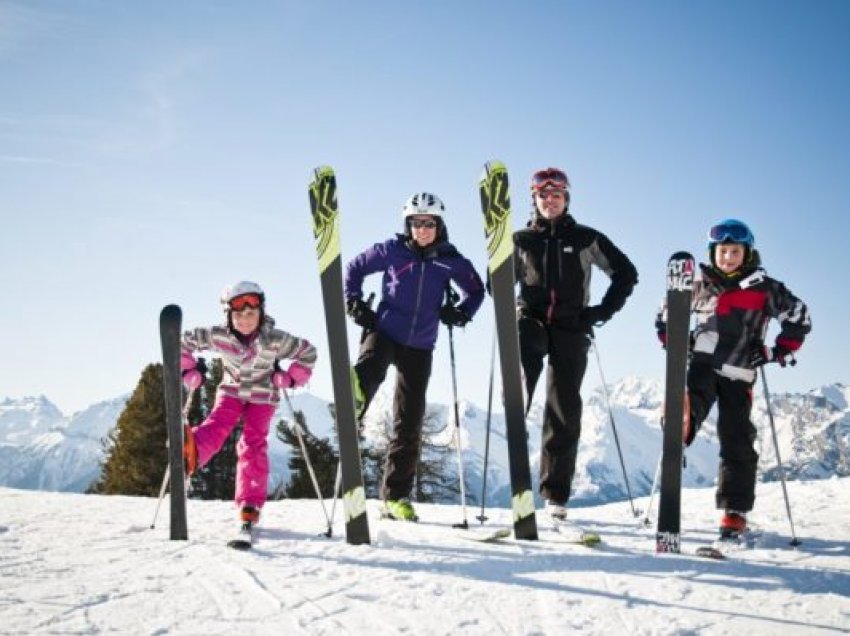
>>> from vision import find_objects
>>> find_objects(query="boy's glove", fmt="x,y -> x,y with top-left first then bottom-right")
440,305 -> 470,327
346,299 -> 377,329
273,361 -> 312,389
749,343 -> 792,368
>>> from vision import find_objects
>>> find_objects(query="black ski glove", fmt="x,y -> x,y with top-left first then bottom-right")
440,305 -> 470,328
750,343 -> 792,368
346,299 -> 377,330
580,305 -> 613,329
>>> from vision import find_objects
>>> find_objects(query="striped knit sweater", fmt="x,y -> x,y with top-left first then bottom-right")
181,315 -> 316,404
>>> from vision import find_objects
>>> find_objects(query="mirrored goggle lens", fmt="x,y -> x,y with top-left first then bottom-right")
410,219 -> 438,229
531,169 -> 568,192
229,294 -> 262,311
537,189 -> 564,199
708,222 -> 752,243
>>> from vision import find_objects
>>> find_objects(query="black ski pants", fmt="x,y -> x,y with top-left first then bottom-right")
519,317 -> 590,505
354,331 -> 433,501
688,362 -> 759,512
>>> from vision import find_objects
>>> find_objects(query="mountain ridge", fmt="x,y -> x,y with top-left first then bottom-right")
2,378 -> 848,507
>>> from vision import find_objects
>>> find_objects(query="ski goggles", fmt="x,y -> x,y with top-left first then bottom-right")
410,218 -> 438,229
531,168 -> 569,193
707,220 -> 753,245
229,293 -> 263,311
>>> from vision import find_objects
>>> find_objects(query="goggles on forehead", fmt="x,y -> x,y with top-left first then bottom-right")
531,168 -> 569,193
229,293 -> 263,311
707,220 -> 753,245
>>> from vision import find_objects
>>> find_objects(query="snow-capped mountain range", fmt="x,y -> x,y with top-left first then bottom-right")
2,378 -> 849,508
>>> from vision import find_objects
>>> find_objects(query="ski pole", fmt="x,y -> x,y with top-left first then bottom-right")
591,334 -> 640,517
444,286 -> 468,529
327,462 -> 342,529
760,367 -> 801,546
477,331 -> 496,524
150,465 -> 171,529
641,416 -> 667,527
283,390 -> 334,537
642,443 -> 663,527
151,387 -> 196,530
447,322 -> 469,529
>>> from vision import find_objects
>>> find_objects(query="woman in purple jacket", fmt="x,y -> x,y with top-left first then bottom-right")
344,192 -> 485,521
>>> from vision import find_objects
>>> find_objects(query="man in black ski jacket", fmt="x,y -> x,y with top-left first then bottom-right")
514,167 -> 638,522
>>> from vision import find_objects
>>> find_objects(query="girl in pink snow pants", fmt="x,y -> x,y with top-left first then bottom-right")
180,281 -> 317,524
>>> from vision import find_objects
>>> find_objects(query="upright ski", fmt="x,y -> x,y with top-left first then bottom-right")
656,252 -> 695,553
308,166 -> 370,546
159,304 -> 188,541
479,161 -> 538,541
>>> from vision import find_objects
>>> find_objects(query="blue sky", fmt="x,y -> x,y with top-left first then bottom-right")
2,1 -> 848,415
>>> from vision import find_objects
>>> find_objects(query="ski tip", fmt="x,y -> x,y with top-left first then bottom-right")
227,539 -> 252,551
580,533 -> 602,546
160,304 -> 182,319
312,165 -> 334,178
482,160 -> 506,178
668,250 -> 695,262
695,546 -> 726,560
465,527 -> 511,543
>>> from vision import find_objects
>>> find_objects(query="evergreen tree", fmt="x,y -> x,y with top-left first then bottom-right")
91,364 -> 167,496
358,402 -> 462,503
414,406 -> 462,503
277,406 -> 337,498
189,358 -> 240,500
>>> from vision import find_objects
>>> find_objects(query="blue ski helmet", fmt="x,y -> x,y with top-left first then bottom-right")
707,219 -> 755,267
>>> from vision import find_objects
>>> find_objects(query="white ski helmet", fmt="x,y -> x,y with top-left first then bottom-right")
402,192 -> 445,220
220,280 -> 265,311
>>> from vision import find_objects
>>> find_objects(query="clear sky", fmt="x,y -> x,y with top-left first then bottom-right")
2,0 -> 848,415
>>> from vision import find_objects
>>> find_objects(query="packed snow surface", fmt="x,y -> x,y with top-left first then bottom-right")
1,478 -> 847,634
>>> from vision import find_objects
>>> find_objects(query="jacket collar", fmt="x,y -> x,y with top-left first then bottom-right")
530,212 -> 576,236
399,234 -> 456,259
701,262 -> 764,290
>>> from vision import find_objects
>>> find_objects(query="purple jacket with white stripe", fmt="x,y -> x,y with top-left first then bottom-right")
344,235 -> 485,350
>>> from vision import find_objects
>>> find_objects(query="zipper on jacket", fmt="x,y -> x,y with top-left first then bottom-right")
544,236 -> 559,325
407,260 -> 427,344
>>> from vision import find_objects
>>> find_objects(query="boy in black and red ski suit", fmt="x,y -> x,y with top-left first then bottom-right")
655,219 -> 811,535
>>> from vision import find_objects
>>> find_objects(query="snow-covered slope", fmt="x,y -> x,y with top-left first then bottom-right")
0,478 -> 847,634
